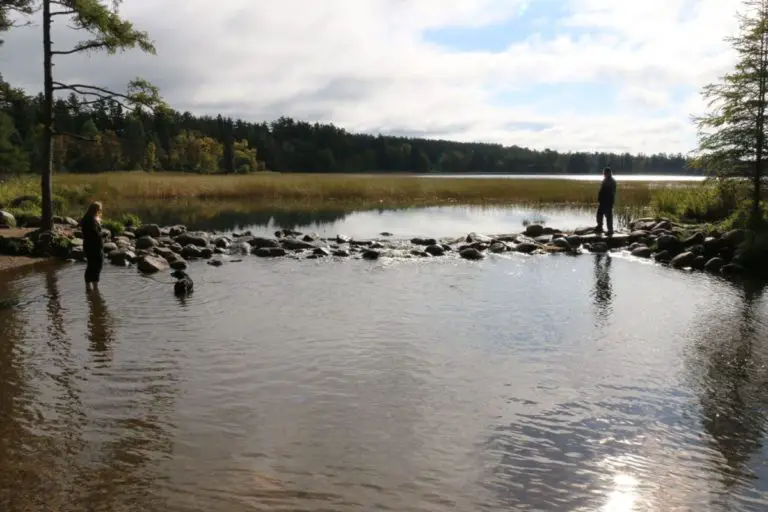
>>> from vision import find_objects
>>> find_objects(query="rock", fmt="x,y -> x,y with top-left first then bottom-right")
0,210 -> 16,228
460,247 -> 485,260
607,234 -> 630,248
174,232 -> 209,247
683,232 -> 706,247
524,224 -> 545,238
0,236 -> 33,256
168,225 -> 187,237
631,219 -> 657,231
182,245 -> 203,259
589,242 -> 609,253
574,226 -> 596,236
336,235 -> 351,244
313,247 -> 331,257
704,257 -> 725,273
722,229 -> 747,247
281,238 -> 317,250
350,239 -> 373,247
466,232 -> 493,243
170,259 -> 188,270
629,230 -> 650,242
516,242 -> 538,254
214,247 -> 227,255
135,224 -> 161,238
425,244 -> 446,256
362,249 -> 381,260
108,249 -> 136,266
494,234 -> 519,243
122,231 -> 135,240
410,249 -> 429,257
213,236 -> 231,249
566,235 -> 582,248
412,237 -> 438,246
275,228 -> 302,238
380,232 -> 393,237
254,247 -> 287,257
656,234 -> 683,253
534,235 -> 553,244
721,263 -> 746,276
332,249 -> 350,257
369,241 -> 386,249
692,256 -> 707,270
170,242 -> 184,254
207,259 -> 224,267
137,255 -> 168,274
247,237 -> 280,249
135,236 -> 158,250
199,247 -> 214,259
113,236 -> 132,249
302,233 -> 322,242
154,246 -> 178,262
631,246 -> 652,258
703,237 -> 722,257
654,250 -> 671,263
670,251 -> 696,269
102,242 -> 118,253
653,220 -> 672,231
552,237 -> 571,250
489,241 -> 509,253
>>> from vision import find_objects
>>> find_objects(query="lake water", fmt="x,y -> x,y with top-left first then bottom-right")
414,174 -> 706,182
1,203 -> 768,512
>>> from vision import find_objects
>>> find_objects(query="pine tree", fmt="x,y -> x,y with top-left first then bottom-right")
16,0 -> 167,229
693,0 -> 768,228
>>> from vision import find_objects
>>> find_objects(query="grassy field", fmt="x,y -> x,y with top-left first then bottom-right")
1,172 -> 684,214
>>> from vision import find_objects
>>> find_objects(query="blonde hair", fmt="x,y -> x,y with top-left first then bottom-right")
86,201 -> 103,217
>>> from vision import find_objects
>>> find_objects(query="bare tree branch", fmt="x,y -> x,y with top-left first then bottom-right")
52,42 -> 109,55
53,130 -> 97,142
50,10 -> 76,16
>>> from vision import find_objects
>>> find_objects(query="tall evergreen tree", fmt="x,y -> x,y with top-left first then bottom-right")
693,0 -> 768,227
18,0 -> 166,229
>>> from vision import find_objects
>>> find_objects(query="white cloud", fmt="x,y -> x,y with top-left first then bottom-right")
0,0 -> 747,154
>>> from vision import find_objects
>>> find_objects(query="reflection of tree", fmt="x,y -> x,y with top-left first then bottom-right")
592,253 -> 613,325
687,279 -> 768,494
86,289 -> 116,367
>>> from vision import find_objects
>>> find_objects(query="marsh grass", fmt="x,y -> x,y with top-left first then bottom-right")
43,171 -> 666,207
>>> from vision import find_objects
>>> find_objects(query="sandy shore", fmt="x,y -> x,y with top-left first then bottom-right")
0,228 -> 47,274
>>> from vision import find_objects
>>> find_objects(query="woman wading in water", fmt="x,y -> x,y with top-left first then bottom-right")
80,201 -> 105,291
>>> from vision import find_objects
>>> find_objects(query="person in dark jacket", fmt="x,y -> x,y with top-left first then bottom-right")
80,201 -> 105,290
596,167 -> 617,235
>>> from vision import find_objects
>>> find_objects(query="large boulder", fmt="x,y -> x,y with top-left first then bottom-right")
683,232 -> 706,247
460,247 -> 485,260
412,237 -> 438,246
704,257 -> 725,273
362,249 -> 381,260
691,255 -> 708,271
135,224 -> 161,238
174,232 -> 209,247
137,255 -> 168,274
656,234 -> 683,254
425,244 -> 446,256
108,249 -> 136,266
670,251 -> 696,269
135,236 -> 158,250
524,224 -> 545,238
0,210 -> 16,228
631,246 -> 652,258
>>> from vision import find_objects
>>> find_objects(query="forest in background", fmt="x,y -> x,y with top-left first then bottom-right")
1,77 -> 693,176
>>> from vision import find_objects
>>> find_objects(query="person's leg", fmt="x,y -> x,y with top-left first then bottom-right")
596,205 -> 604,232
606,207 -> 614,235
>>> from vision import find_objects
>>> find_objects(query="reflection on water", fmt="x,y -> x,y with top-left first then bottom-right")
115,203 -> 639,238
0,253 -> 766,511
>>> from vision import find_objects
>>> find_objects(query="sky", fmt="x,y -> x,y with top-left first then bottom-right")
0,0 -> 746,155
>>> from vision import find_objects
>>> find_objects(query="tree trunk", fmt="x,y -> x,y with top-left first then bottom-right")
41,0 -> 54,231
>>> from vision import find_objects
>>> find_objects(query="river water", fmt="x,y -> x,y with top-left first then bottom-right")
1,205 -> 767,512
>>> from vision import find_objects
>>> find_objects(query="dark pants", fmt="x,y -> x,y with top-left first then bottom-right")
596,203 -> 614,234
84,248 -> 104,283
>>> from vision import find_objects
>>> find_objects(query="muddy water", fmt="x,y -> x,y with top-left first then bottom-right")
0,249 -> 767,511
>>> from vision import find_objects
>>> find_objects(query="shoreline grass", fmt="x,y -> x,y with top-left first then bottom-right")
1,172 -> 693,214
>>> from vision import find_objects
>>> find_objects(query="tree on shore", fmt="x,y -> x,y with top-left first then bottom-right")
0,0 -> 34,45
13,0 -> 164,230
693,0 -> 768,228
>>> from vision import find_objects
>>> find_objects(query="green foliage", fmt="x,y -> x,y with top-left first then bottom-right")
100,218 -> 124,236
650,181 -> 744,222
0,0 -> 34,45
118,212 -> 141,227
0,111 -> 29,172
691,0 -> 767,227
721,199 -> 768,230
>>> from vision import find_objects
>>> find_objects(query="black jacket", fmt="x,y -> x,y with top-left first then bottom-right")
80,214 -> 104,253
598,177 -> 616,206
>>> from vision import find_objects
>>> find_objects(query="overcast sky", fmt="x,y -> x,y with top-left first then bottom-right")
0,0 -> 743,154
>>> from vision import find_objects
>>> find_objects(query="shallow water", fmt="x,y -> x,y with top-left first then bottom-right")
123,204 -> 635,238
1,247 -> 767,511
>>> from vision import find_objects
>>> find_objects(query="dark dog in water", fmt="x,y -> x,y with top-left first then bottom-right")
171,270 -> 194,296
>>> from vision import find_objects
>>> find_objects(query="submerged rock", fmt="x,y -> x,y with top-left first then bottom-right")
631,246 -> 652,258
362,249 -> 381,260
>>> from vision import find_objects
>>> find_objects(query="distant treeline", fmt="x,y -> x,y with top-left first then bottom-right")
1,78 -> 695,175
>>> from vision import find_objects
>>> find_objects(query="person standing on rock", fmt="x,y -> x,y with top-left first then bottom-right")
80,201 -> 104,291
596,167 -> 616,236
